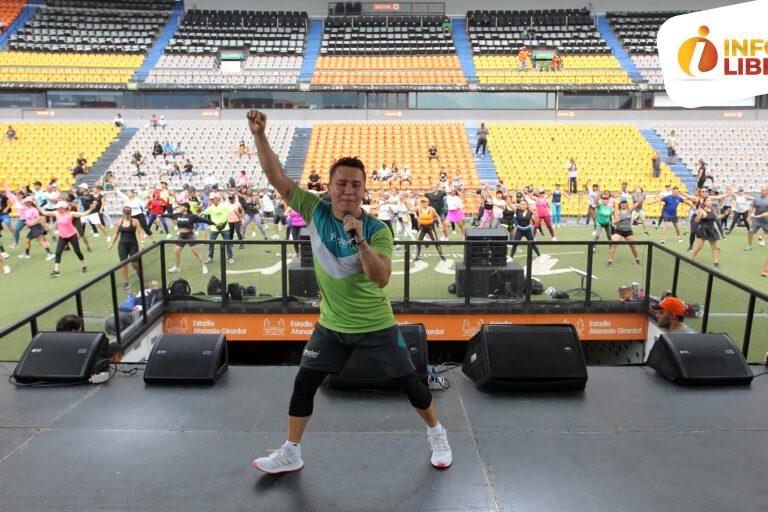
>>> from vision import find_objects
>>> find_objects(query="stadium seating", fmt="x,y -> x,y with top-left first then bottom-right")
0,0 -> 26,33
656,123 -> 768,192
606,12 -> 685,85
104,122 -> 296,191
146,55 -> 301,86
467,9 -> 627,86
301,123 -> 481,213
486,124 -> 686,216
0,52 -> 142,84
165,10 -> 307,55
8,0 -> 174,53
0,123 -> 120,191
320,16 -> 455,55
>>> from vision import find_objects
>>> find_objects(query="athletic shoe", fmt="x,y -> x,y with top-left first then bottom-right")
106,236 -> 112,244
428,428 -> 452,469
760,240 -> 766,247
413,257 -> 421,261
745,246 -> 753,252
168,266 -> 181,273
1,252 -> 9,258
440,255 -> 446,261
634,258 -> 641,267
227,258 -> 235,264
18,253 -> 31,259
591,230 -> 596,237
660,239 -> 666,245
50,271 -> 61,278
205,258 -> 213,263
93,233 -> 99,238
722,235 -> 728,240
714,263 -> 721,270
82,266 -> 87,273
3,265 -> 10,274
9,243 -> 18,249
251,445 -> 304,474
45,253 -> 56,261
166,234 -> 172,239
605,260 -> 613,268
122,282 -> 130,290
552,237 -> 557,241
677,238 -> 683,243
202,265 -> 208,275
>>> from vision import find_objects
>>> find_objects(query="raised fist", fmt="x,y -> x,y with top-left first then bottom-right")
247,110 -> 266,136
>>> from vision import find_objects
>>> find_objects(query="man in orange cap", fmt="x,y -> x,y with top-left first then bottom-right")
652,296 -> 696,334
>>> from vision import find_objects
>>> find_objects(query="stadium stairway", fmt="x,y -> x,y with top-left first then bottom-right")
595,16 -> 643,82
82,127 -> 138,188
451,18 -> 477,83
640,129 -> 697,192
466,128 -> 498,186
299,19 -> 323,83
132,1 -> 183,82
0,0 -> 43,50
283,128 -> 311,181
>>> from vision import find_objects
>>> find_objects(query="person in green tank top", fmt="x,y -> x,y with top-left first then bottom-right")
246,110 -> 452,475
594,193 -> 614,243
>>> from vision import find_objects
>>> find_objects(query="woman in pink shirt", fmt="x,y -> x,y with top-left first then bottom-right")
534,189 -> 556,240
285,205 -> 306,259
4,183 -> 54,261
36,200 -> 95,277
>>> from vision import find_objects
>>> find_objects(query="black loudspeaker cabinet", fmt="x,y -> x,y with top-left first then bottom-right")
463,324 -> 587,390
647,333 -> 753,386
298,227 -> 313,266
326,324 -> 428,390
14,331 -> 110,384
465,228 -> 508,266
144,334 -> 228,384
289,260 -> 320,297
456,262 -> 524,297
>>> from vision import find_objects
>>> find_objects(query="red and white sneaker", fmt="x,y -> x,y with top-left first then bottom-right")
252,444 -> 304,474
428,428 -> 452,469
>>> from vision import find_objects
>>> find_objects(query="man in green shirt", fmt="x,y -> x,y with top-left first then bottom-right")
247,110 -> 452,475
202,194 -> 233,263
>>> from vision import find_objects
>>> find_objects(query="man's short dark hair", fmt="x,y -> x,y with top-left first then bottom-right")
329,157 -> 366,183
56,315 -> 84,332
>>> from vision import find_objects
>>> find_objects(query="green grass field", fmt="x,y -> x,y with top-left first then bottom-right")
1,221 -> 767,362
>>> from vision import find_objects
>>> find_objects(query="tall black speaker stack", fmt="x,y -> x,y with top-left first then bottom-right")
463,324 -> 588,390
457,228 -> 524,297
325,324 -> 429,390
646,333 -> 753,386
13,332 -> 110,384
289,227 -> 319,297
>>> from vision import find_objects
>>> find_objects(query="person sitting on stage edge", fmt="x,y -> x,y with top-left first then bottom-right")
652,296 -> 696,334
247,109 -> 452,474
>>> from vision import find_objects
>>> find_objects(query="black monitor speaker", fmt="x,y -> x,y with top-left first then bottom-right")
326,324 -> 428,390
13,332 -> 110,384
647,333 -> 753,386
463,324 -> 587,390
144,334 -> 228,384
464,228 -> 508,266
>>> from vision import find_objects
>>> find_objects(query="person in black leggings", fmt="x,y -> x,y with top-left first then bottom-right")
414,198 -> 446,261
108,207 -> 144,290
509,201 -> 540,258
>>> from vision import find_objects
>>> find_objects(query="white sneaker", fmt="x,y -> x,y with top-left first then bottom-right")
106,236 -> 112,244
428,428 -> 452,469
166,234 -> 172,239
1,252 -> 9,258
252,445 -> 304,474
93,233 -> 100,238
552,237 -> 558,241
760,240 -> 766,247
168,266 -> 181,273
202,265 -> 208,274
591,230 -> 596,237
3,265 -> 10,274
271,234 -> 279,239
18,253 -> 31,259
227,258 -> 235,264
45,253 -> 56,261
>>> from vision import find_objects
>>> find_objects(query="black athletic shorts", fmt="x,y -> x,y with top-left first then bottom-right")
26,223 -> 46,240
615,229 -> 633,238
175,231 -> 197,247
300,323 -> 415,378
118,242 -> 139,261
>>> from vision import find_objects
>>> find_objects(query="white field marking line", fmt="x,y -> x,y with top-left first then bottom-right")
226,260 -> 283,275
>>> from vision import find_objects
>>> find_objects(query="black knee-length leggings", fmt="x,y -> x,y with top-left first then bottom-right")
510,227 -> 540,257
415,224 -> 442,258
55,235 -> 84,264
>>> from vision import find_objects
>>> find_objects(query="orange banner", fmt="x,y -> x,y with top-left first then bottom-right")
163,312 -> 647,342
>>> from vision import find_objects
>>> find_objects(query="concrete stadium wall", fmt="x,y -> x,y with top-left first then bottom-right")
188,0 -> 743,16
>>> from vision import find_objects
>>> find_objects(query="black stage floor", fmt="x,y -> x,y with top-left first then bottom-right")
0,363 -> 767,512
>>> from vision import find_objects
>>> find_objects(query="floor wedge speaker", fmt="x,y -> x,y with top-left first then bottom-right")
647,333 -> 753,386
325,324 -> 428,390
13,332 -> 109,384
463,324 -> 587,390
144,334 -> 228,384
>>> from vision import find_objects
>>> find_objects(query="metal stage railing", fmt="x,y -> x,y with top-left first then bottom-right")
1,239 -> 767,362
